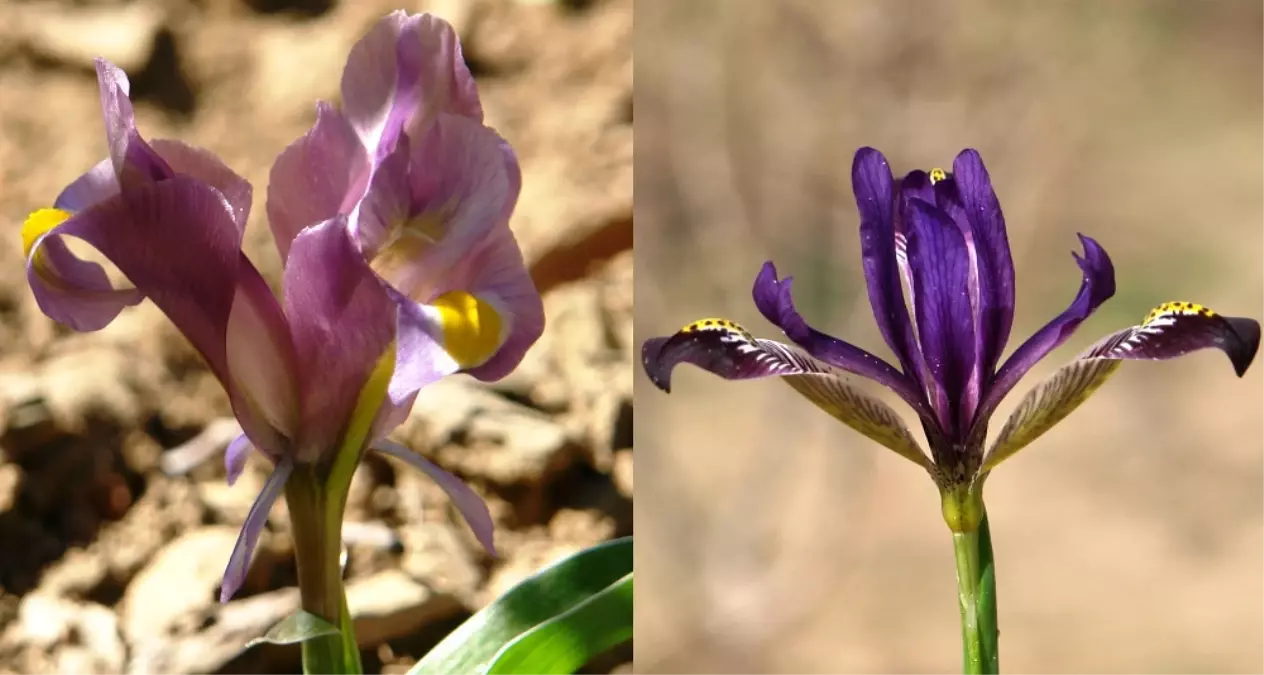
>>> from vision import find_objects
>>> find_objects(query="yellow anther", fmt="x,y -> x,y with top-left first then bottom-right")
22,208 -> 71,260
431,291 -> 504,368
928,168 -> 947,185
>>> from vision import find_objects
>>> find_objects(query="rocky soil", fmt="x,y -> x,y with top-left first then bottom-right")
0,0 -> 632,673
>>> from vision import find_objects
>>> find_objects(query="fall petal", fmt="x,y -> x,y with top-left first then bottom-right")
220,459 -> 292,602
373,439 -> 496,555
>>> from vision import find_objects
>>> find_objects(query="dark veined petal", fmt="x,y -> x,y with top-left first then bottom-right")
220,459 -> 293,602
906,198 -> 977,432
282,218 -> 398,460
852,148 -> 930,393
972,234 -> 1115,440
951,150 -> 1015,379
980,301 -> 1260,472
751,261 -> 931,419
373,439 -> 496,555
642,319 -> 932,469
266,104 -> 371,262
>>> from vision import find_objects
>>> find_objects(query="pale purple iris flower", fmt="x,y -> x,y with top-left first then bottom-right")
643,147 -> 1259,531
23,12 -> 539,604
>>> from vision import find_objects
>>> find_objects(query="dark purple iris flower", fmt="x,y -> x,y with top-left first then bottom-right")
643,147 -> 1260,532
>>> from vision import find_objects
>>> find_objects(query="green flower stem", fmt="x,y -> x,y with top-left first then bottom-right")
951,511 -> 999,674
286,467 -> 362,675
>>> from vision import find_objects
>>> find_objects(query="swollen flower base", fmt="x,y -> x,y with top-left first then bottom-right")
642,147 -> 1260,673
21,11 -> 542,675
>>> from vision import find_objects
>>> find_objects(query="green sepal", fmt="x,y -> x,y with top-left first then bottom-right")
409,536 -> 632,675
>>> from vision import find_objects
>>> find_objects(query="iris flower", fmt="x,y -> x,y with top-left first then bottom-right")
643,147 -> 1259,532
22,11 -> 541,606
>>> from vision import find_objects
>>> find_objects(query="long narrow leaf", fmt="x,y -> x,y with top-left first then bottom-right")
486,573 -> 633,674
409,536 -> 633,675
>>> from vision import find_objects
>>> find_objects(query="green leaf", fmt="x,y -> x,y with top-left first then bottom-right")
486,572 -> 633,674
409,536 -> 633,675
245,611 -> 341,649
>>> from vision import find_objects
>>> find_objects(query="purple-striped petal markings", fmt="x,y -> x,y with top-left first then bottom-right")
643,147 -> 1261,533
21,56 -> 504,604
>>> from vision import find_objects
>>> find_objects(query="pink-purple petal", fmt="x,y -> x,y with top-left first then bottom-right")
94,59 -> 171,186
974,234 -> 1116,433
390,289 -> 462,405
373,439 -> 495,556
27,235 -> 143,332
460,226 -> 544,382
150,139 -> 254,237
266,103 -> 371,262
282,218 -> 398,457
225,433 -> 253,486
54,159 -> 118,213
220,459 -> 293,603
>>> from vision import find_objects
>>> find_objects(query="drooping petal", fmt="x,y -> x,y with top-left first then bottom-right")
340,12 -> 483,157
973,234 -> 1116,437
54,159 -> 118,212
952,149 -> 1015,379
751,261 -> 931,419
220,459 -> 293,602
980,302 -> 1260,472
24,208 -> 142,331
373,439 -> 496,555
642,319 -> 933,469
266,103 -> 372,262
852,148 -> 930,393
94,59 -> 171,186
282,218 -> 399,459
906,198 -> 977,432
225,433 -> 253,486
150,139 -> 254,237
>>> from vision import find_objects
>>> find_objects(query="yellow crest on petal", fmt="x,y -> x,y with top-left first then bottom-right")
22,208 -> 71,260
432,291 -> 504,368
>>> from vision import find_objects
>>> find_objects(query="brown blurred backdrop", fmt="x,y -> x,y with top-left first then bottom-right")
634,1 -> 1262,672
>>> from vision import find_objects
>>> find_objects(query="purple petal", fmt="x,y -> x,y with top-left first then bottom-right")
642,320 -> 932,469
54,159 -> 118,213
952,149 -> 1016,381
282,218 -> 398,458
224,268 -> 302,452
852,148 -> 930,393
751,261 -> 932,419
906,198 -> 977,433
373,439 -> 496,556
25,220 -> 143,332
353,132 -> 413,259
340,12 -> 483,158
225,433 -> 253,486
220,459 -> 292,602
94,59 -> 171,186
266,103 -> 371,262
1084,302 -> 1260,375
980,303 -> 1258,473
974,234 -> 1115,433
150,139 -> 254,237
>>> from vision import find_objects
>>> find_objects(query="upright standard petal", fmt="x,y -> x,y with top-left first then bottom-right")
340,12 -> 483,157
906,199 -> 977,433
973,234 -> 1115,438
951,150 -> 1015,379
643,318 -> 933,470
853,148 -> 929,392
150,139 -> 254,237
94,59 -> 171,186
266,104 -> 372,262
283,218 -> 399,461
980,302 -> 1260,472
751,261 -> 931,419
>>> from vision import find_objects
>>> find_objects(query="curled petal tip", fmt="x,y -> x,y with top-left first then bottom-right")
641,337 -> 673,392
1225,317 -> 1261,377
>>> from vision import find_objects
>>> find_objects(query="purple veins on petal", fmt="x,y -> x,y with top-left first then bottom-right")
220,459 -> 293,603
373,439 -> 496,556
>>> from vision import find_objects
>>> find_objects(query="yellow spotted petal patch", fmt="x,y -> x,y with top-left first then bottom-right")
22,208 -> 71,261
432,291 -> 504,368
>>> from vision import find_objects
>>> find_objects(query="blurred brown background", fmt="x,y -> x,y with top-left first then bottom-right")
634,1 -> 1262,673
0,0 -> 630,673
